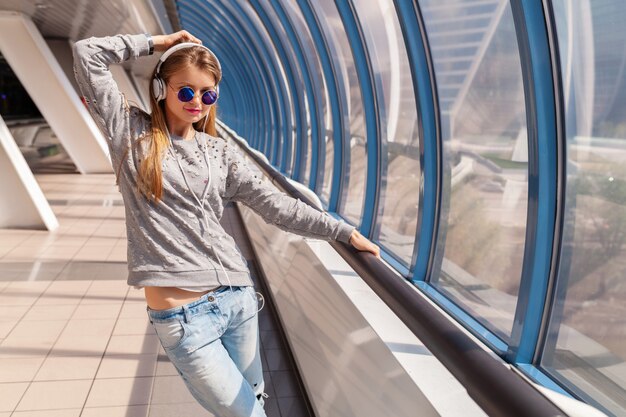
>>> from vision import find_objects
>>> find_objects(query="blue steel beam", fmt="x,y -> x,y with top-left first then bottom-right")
179,9 -> 263,146
270,0 -> 322,190
508,0 -> 559,365
176,12 -> 254,138
334,1 -> 382,238
248,0 -> 306,181
214,0 -> 293,167
391,1 -> 441,281
191,1 -> 273,148
180,1 -> 283,154
296,0 -> 351,213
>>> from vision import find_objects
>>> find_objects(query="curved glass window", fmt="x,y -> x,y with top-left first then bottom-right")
311,0 -> 366,225
279,0 -> 334,203
237,1 -> 296,176
422,0 -> 529,340
351,0 -> 420,265
541,2 -> 626,415
251,3 -> 307,175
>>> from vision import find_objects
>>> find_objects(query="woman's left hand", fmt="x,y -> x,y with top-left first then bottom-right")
153,30 -> 203,53
348,229 -> 381,260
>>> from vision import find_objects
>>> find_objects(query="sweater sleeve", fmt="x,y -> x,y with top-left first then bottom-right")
72,33 -> 151,154
223,145 -> 355,244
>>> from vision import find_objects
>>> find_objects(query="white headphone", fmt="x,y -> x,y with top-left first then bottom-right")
151,42 -> 221,102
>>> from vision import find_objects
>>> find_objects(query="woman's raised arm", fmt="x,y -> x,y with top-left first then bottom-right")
72,33 -> 152,154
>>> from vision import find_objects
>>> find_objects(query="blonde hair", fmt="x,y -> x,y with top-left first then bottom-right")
117,46 -> 222,203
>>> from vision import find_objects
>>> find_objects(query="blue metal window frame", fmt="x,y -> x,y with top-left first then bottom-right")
178,9 -> 258,141
248,0 -> 306,178
212,0 -> 292,165
391,1 -> 440,278
389,0 -> 569,393
204,4 -> 274,153
178,0 -> 284,159
270,0 -> 323,190
178,0 -> 581,402
296,0 -> 350,214
179,7 -> 266,148
410,2 -> 520,352
334,1 -> 382,238
533,0 -> 596,404
508,0 -> 559,366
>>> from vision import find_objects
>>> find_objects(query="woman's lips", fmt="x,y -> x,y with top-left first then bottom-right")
185,108 -> 201,115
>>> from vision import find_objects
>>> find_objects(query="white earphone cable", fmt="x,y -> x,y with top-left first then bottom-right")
165,115 -> 263,313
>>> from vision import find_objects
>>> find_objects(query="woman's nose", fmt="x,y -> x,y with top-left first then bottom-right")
192,92 -> 203,106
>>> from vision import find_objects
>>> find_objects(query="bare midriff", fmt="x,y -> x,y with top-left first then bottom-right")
144,285 -> 221,310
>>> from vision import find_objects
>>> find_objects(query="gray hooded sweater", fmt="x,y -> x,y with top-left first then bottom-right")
72,33 -> 356,289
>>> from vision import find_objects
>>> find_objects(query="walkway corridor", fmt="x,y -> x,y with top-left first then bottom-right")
0,173 -> 308,417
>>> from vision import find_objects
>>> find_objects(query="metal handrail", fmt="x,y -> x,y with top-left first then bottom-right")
216,122 -> 566,417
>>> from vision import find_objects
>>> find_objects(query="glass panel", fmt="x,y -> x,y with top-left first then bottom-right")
542,2 -> 626,415
311,0 -> 366,225
421,0 -> 529,340
251,2 -> 307,176
351,0 -> 420,265
279,0 -> 334,200
237,0 -> 297,176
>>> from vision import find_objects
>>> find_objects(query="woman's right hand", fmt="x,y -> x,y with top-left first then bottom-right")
153,30 -> 202,53
349,229 -> 381,260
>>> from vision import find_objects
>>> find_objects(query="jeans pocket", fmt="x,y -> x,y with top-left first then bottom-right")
152,318 -> 188,350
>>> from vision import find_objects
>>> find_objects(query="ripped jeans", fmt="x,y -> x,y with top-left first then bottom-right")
146,285 -> 268,417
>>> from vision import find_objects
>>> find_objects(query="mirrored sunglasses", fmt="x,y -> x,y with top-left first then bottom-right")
177,86 -> 219,106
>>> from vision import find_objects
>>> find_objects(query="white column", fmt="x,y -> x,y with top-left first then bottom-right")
0,115 -> 58,230
46,38 -> 81,94
0,11 -> 112,174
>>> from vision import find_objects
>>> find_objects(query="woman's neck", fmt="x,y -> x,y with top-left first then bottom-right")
165,112 -> 194,140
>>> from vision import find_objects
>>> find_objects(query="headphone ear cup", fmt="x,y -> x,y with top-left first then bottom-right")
151,78 -> 160,101
152,77 -> 166,102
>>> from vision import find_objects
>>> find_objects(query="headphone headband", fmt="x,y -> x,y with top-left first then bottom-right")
155,42 -> 222,75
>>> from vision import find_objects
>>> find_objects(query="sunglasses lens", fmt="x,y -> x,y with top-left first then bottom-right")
202,90 -> 218,105
178,87 -> 195,102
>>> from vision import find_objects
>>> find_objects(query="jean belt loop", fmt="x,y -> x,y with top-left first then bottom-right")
182,304 -> 191,324
146,306 -> 154,324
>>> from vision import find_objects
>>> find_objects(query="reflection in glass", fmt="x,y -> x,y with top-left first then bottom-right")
542,2 -> 626,415
311,0 -> 366,225
422,0 -> 528,340
302,87 -> 312,185
351,0 -> 420,265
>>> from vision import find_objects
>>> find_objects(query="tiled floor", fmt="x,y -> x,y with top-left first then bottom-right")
0,172 -> 312,417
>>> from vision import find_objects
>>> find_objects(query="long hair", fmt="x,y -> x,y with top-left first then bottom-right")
122,46 -> 222,203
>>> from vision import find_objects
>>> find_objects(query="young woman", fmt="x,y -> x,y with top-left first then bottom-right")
72,30 -> 379,417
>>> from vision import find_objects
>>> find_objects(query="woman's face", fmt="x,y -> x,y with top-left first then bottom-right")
164,65 -> 216,126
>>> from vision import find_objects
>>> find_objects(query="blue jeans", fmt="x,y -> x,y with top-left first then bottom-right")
146,285 -> 268,417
